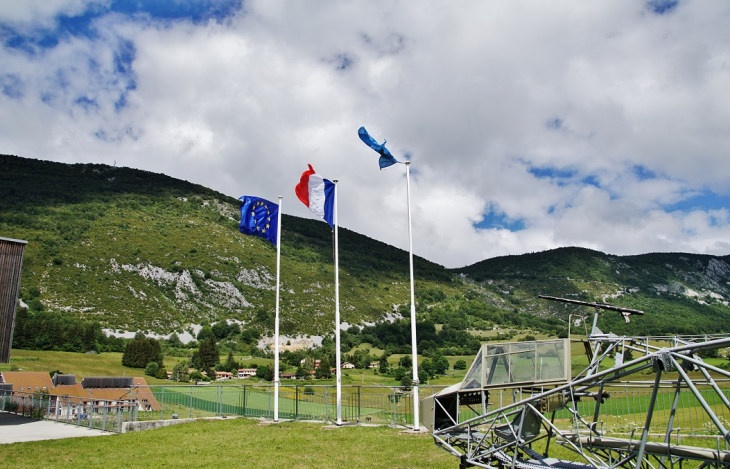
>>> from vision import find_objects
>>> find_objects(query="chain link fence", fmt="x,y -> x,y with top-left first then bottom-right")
3,383 -> 729,436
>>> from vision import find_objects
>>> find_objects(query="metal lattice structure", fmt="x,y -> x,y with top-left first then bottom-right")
424,296 -> 730,468
0,237 -> 27,364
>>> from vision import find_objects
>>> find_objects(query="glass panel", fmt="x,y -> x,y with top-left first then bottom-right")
462,351 -> 483,389
534,340 -> 566,381
485,352 -> 510,385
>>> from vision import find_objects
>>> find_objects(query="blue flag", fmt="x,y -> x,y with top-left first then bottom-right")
239,196 -> 279,246
358,126 -> 400,169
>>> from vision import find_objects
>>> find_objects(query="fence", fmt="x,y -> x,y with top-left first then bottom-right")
1,389 -> 138,433
140,384 -> 446,426
4,383 -> 730,436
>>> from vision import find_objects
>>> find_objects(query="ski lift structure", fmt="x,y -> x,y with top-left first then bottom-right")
422,295 -> 730,468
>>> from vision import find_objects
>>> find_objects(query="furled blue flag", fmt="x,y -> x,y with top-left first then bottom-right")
358,126 -> 400,169
239,196 -> 279,246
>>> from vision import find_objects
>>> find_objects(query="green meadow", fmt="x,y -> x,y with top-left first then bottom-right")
0,418 -> 455,469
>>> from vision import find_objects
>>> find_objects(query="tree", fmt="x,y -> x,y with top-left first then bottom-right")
418,367 -> 429,384
167,332 -> 183,348
399,355 -> 412,368
256,365 -> 269,380
172,360 -> 189,382
197,338 -> 220,370
145,362 -> 159,377
224,351 -> 239,372
212,322 -> 228,340
155,367 -> 168,380
122,336 -> 163,368
400,375 -> 413,390
420,359 -> 433,379
197,325 -> 215,342
453,359 -> 467,370
433,354 -> 450,375
316,357 -> 332,379
379,355 -> 389,374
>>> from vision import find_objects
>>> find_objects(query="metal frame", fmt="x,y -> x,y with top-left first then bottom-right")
428,297 -> 730,468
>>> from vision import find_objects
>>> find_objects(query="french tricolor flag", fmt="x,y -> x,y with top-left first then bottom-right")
295,164 -> 335,227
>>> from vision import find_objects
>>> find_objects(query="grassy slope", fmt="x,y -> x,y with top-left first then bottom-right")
0,418 -> 456,469
0,154 -> 452,335
453,247 -> 730,335
3,154 -> 730,340
0,416 -> 725,468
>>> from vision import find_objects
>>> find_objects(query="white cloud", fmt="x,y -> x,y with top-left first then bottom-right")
1,1 -> 729,268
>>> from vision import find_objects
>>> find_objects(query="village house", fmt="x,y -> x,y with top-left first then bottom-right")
341,362 -> 355,369
0,371 -> 160,417
237,368 -> 256,379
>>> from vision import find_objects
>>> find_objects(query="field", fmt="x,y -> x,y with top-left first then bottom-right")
0,348 -> 475,387
0,418 -> 456,469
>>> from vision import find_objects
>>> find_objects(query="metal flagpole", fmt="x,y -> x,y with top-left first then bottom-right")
333,181 -> 342,425
273,196 -> 283,422
405,162 -> 420,431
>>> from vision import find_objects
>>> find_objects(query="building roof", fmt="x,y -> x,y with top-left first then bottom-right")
1,372 -> 160,411
0,371 -> 53,392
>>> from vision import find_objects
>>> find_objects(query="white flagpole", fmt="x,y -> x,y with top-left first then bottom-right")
273,196 -> 283,422
405,162 -> 420,431
333,180 -> 342,426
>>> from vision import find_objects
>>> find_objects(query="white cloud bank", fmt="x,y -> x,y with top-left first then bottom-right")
1,0 -> 729,268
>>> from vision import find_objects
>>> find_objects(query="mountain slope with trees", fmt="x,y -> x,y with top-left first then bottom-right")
2,154 -> 730,351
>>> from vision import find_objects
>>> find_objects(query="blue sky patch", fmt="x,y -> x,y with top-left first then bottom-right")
646,0 -> 679,15
665,190 -> 730,213
1,0 -> 243,54
528,166 -> 576,180
474,210 -> 526,232
0,74 -> 24,99
632,164 -> 657,180
546,117 -> 563,130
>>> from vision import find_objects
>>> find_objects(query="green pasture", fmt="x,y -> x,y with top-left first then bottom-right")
0,418 -> 456,469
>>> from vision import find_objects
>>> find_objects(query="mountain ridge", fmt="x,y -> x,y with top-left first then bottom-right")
2,154 -> 730,342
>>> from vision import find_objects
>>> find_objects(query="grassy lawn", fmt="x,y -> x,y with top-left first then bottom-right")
0,418 -> 456,469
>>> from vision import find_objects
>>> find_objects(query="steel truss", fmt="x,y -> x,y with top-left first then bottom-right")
429,298 -> 730,469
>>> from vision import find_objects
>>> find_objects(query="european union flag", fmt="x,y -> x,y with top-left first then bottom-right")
239,196 -> 279,246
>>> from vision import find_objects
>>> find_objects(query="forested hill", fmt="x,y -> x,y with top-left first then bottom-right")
0,154 -> 449,336
452,247 -> 730,335
2,154 -> 730,343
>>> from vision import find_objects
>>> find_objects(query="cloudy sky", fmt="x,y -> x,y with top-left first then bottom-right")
1,0 -> 729,268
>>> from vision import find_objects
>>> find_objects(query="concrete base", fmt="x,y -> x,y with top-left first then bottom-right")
258,419 -> 285,426
400,426 -> 429,435
122,416 -> 234,433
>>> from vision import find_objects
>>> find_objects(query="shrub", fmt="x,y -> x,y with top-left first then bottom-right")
145,362 -> 159,377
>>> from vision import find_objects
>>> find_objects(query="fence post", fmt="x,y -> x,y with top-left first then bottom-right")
189,385 -> 193,419
392,388 -> 397,426
295,385 -> 299,421
102,401 -> 108,431
358,386 -> 361,423
243,386 -> 247,417
161,387 -> 165,420
325,386 -> 328,423
118,402 -> 123,433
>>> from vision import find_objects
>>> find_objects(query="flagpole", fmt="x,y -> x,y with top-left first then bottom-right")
273,196 -> 283,422
405,161 -> 420,431
333,180 -> 342,426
